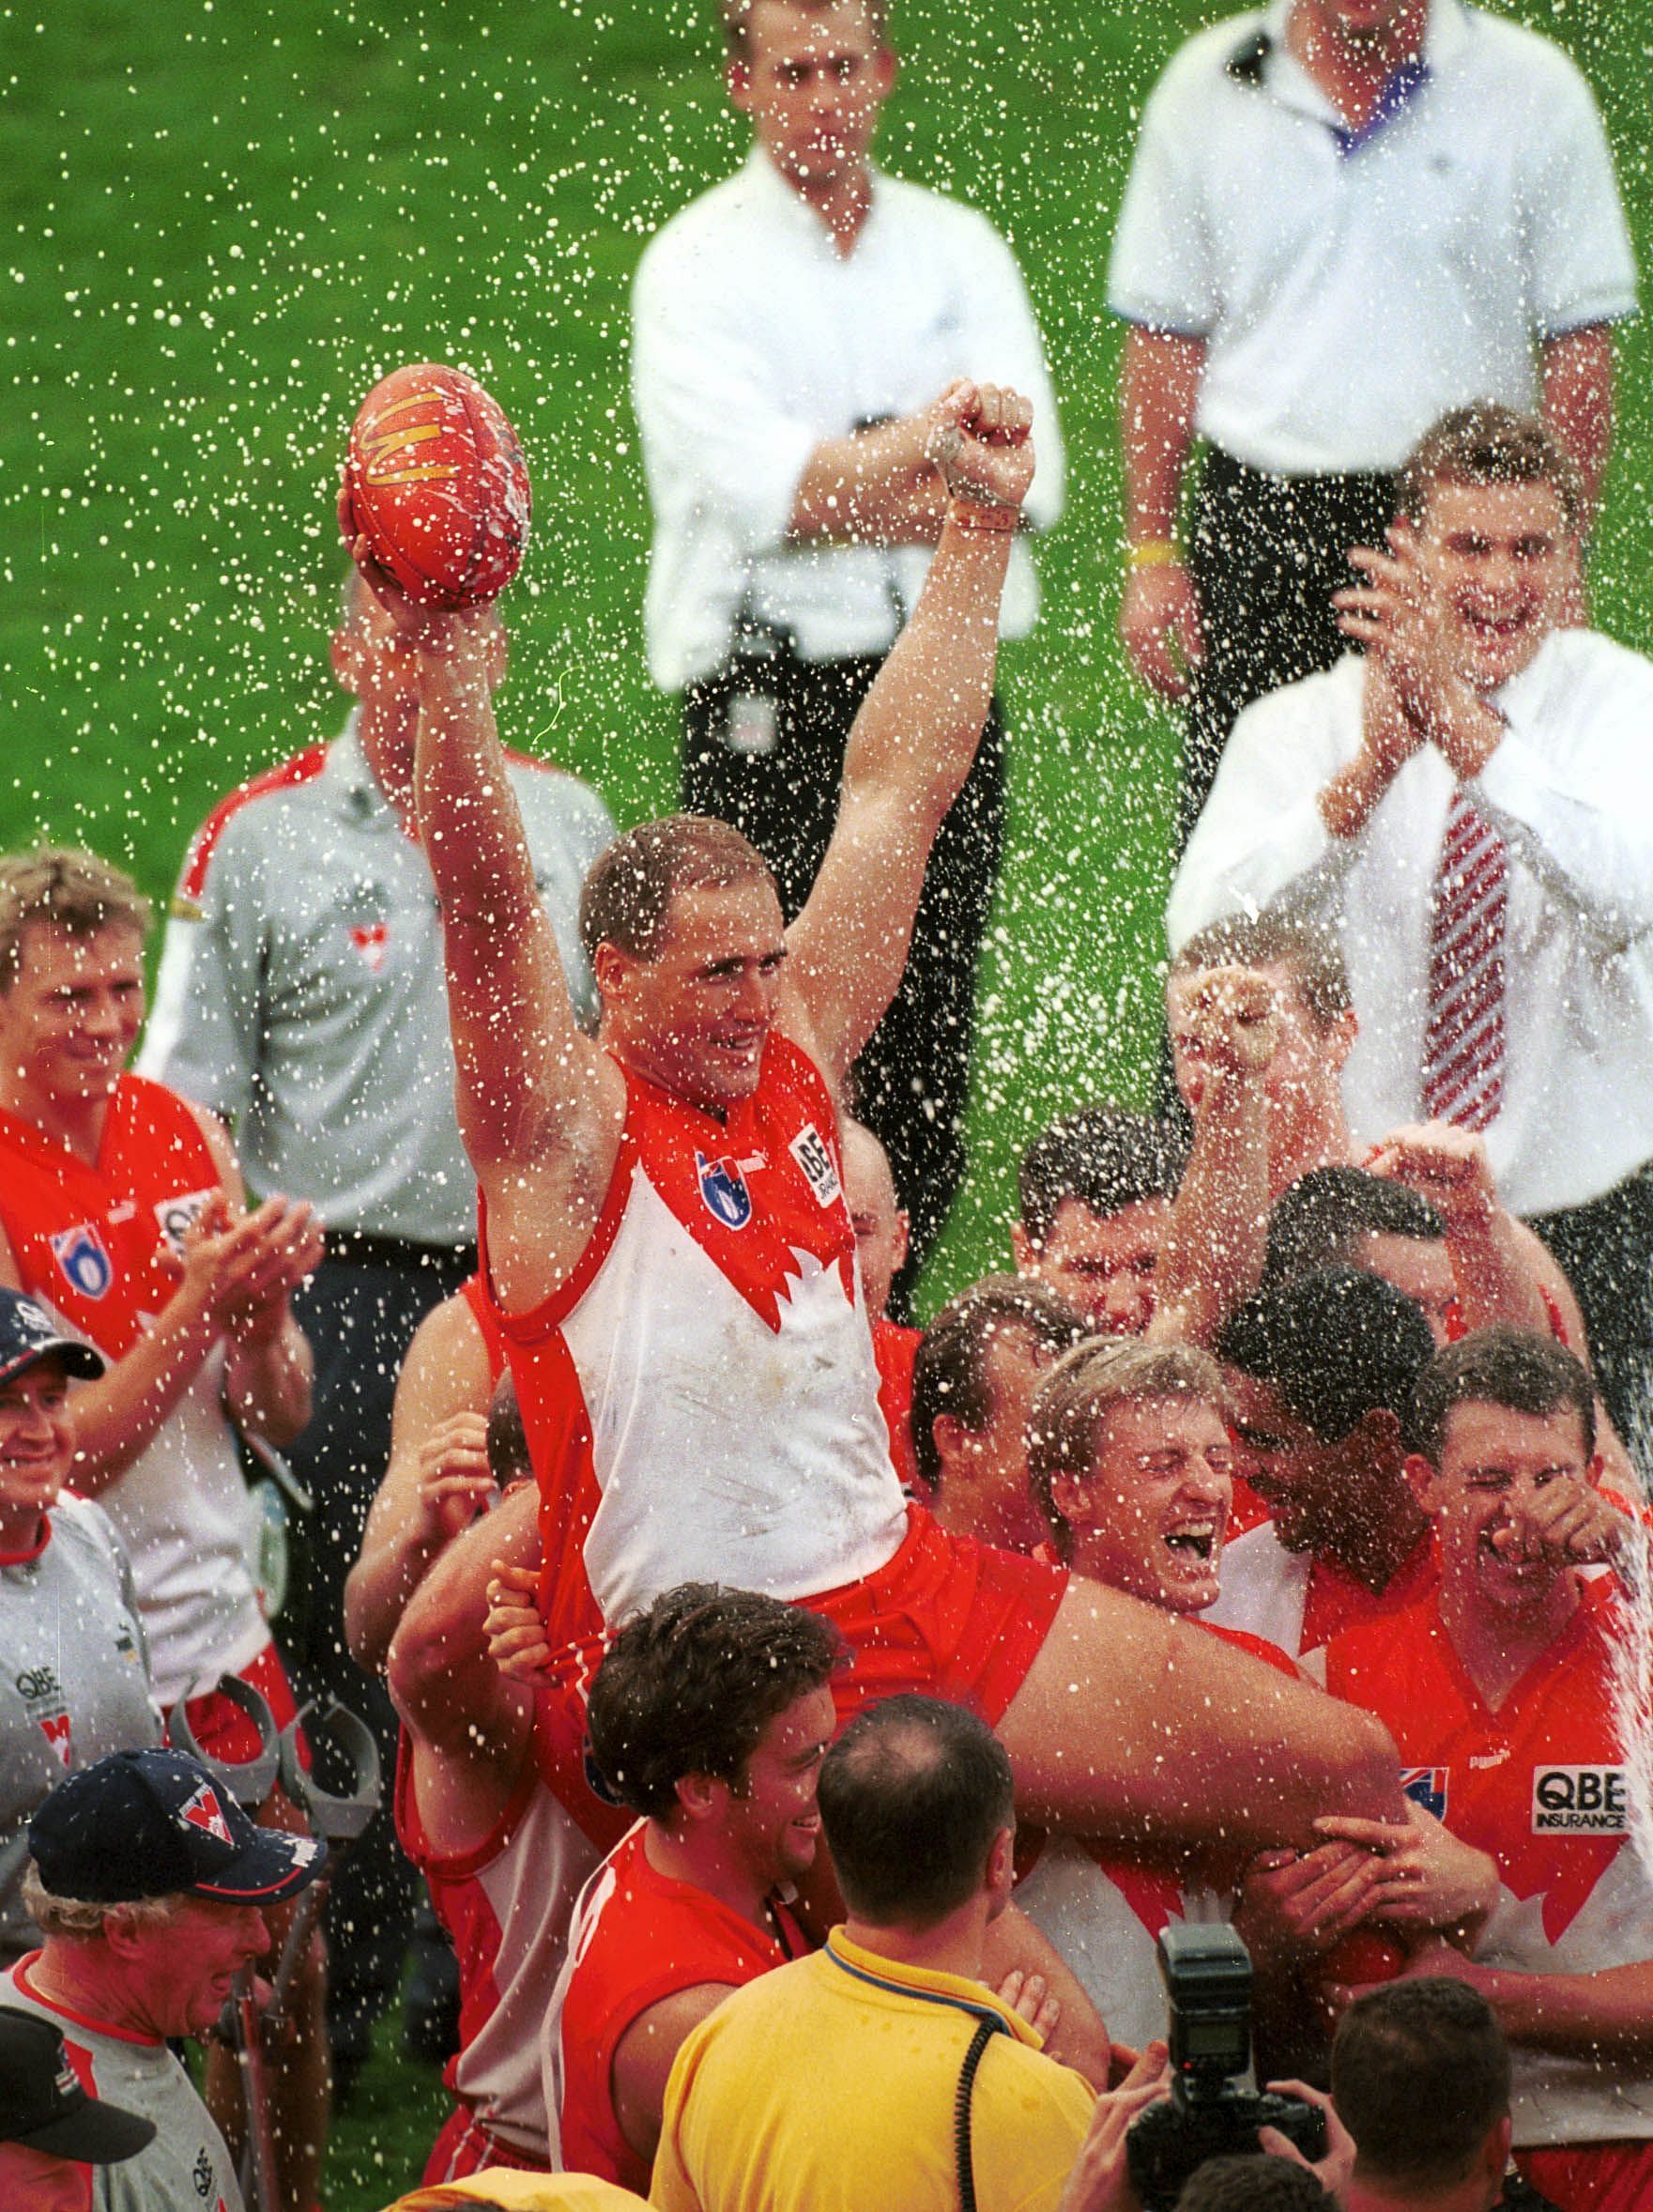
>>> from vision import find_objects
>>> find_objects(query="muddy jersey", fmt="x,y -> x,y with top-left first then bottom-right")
486,1037 -> 908,1651
0,1496 -> 160,1961
1016,1622 -> 1298,2049
3,1951 -> 243,2211
0,1075 -> 266,1703
545,1820 -> 807,2192
1327,1583 -> 1653,2149
398,1741 -> 599,2163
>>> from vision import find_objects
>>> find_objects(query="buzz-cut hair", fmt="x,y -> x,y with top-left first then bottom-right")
1028,1338 -> 1232,1561
1263,1167 -> 1445,1294
1018,1107 -> 1186,1249
1171,914 -> 1353,1034
1333,1978 -> 1510,2192
578,815 -> 773,969
1408,1325 -> 1596,1468
911,1275 -> 1087,1491
721,0 -> 890,62
1399,402 -> 1585,537
0,848 -> 152,992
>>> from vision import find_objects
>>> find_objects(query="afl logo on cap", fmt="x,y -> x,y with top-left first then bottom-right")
697,1152 -> 754,1231
51,1224 -> 113,1300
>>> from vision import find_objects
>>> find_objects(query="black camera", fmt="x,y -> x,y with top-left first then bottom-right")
1125,1922 -> 1326,2211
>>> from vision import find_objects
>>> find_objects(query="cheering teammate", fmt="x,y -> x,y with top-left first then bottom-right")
1326,1329 -> 1652,2208
346,377 -> 1397,1851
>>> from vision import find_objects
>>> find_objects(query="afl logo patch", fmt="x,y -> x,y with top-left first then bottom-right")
696,1152 -> 753,1230
1532,1765 -> 1628,1835
51,1224 -> 113,1300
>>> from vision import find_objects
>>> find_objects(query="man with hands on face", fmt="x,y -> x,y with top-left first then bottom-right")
1325,1329 -> 1652,2210
1170,406 -> 1653,1448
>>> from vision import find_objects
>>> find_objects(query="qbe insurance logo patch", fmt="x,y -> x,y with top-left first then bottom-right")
1531,1765 -> 1629,1835
789,1124 -> 842,1209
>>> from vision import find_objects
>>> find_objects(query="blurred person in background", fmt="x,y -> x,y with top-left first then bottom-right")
633,0 -> 1064,1302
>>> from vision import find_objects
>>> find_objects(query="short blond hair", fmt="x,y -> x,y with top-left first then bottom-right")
0,847 -> 150,991
22,1861 -> 187,1941
1028,1340 -> 1231,1560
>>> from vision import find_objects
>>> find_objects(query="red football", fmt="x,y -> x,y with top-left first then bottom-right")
343,362 -> 531,607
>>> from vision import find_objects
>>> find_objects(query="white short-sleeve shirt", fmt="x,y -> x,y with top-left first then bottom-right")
632,151 -> 1064,691
1108,0 -> 1636,475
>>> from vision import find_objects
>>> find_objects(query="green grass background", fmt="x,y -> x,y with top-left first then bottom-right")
4,2 -> 1645,2200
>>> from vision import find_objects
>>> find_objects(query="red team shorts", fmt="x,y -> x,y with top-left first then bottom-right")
423,2103 -> 549,2185
806,1504 -> 1068,1727
529,1504 -> 1069,1844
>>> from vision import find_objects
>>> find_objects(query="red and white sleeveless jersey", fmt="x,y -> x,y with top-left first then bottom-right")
0,1075 -> 265,1704
398,1744 -> 599,2163
485,1037 -> 908,1643
1327,1583 -> 1653,2149
544,1820 -> 806,2191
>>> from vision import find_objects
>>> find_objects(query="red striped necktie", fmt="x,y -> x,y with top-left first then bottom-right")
1421,788 -> 1508,1129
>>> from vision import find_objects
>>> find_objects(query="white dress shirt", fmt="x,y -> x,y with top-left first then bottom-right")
632,150 -> 1064,691
1108,0 -> 1636,475
1167,632 -> 1653,1216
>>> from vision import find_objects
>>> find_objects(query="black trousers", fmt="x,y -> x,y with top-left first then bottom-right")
283,1240 -> 475,2057
1182,448 -> 1398,848
683,652 -> 1005,1311
1527,1161 -> 1653,1454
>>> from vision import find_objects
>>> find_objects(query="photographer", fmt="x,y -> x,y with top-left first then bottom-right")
650,1694 -> 1170,2212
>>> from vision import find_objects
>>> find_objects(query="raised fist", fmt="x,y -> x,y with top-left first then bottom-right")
924,380 -> 1035,517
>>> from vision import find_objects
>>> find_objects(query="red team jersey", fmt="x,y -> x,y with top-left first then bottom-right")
487,1038 -> 1066,1810
547,1821 -> 807,2192
0,1073 -> 268,1703
872,1317 -> 922,1496
1327,1583 -> 1653,2204
396,1742 -> 600,2178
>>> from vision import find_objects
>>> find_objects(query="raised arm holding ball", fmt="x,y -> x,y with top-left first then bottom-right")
345,375 -> 1400,1858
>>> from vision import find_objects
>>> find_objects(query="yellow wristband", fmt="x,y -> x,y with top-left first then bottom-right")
1126,540 -> 1181,570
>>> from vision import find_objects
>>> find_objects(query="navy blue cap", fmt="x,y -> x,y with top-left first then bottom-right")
0,2005 -> 155,2159
29,1748 -> 326,1906
0,1288 -> 104,1388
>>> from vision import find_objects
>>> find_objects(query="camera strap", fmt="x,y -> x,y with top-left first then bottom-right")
954,2015 -> 1006,2212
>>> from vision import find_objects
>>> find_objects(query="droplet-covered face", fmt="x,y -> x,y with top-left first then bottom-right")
1409,478 -> 1569,695
728,1 -> 896,196
1422,1399 -> 1593,1618
602,879 -> 790,1115
0,1355 -> 76,1545
1056,1395 -> 1234,1615
1019,1196 -> 1168,1339
0,922 -> 145,1118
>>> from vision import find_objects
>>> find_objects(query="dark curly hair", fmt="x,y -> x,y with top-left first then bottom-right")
586,1583 -> 844,1821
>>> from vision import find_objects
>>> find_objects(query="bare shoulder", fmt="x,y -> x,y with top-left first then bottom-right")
480,1051 -> 630,1316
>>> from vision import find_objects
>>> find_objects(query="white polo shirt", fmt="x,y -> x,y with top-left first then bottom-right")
1108,0 -> 1636,476
632,150 -> 1064,692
